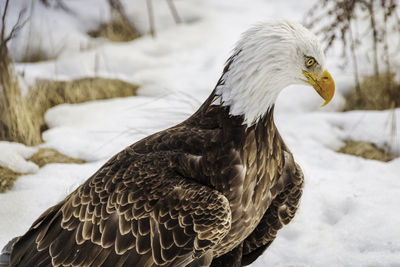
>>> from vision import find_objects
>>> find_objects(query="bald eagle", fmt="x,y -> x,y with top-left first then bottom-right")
1,20 -> 334,267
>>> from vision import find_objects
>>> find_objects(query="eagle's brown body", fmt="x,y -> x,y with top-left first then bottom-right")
0,18 -> 337,267
7,51 -> 305,267
8,83 -> 304,266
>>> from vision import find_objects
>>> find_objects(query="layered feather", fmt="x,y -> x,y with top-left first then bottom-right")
7,20 -> 312,267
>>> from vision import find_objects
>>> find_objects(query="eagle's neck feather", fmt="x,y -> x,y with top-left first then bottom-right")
212,48 -> 291,127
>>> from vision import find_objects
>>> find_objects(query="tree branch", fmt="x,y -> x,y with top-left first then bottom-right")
1,0 -> 10,42
3,8 -> 28,44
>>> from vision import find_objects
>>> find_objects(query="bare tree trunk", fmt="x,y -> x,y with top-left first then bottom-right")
22,0 -> 35,62
382,3 -> 392,76
146,0 -> 155,37
348,20 -> 361,95
166,0 -> 182,24
0,0 -> 9,42
368,0 -> 380,77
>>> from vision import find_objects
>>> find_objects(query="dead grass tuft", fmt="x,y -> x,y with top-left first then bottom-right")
32,77 -> 139,104
27,77 -> 139,132
0,148 -> 85,193
1,71 -> 138,146
337,140 -> 395,162
88,17 -> 140,42
0,166 -> 21,193
344,73 -> 400,111
88,0 -> 140,42
29,148 -> 85,167
0,0 -> 42,145
0,45 -> 42,146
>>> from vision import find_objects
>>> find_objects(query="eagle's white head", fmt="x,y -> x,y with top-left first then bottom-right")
214,19 -> 335,125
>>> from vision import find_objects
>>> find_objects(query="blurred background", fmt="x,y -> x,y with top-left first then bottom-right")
0,0 -> 399,266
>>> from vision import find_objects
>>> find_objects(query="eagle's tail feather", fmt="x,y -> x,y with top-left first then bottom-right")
0,237 -> 19,267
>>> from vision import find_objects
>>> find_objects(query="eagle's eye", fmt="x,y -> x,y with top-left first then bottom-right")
305,57 -> 316,68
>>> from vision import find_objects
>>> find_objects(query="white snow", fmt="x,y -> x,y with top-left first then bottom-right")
1,0 -> 400,266
0,142 -> 38,173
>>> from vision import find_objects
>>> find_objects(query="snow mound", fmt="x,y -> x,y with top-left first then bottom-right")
0,142 -> 39,173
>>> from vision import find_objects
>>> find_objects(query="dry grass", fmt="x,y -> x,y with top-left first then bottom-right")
0,166 -> 21,193
27,77 -> 139,132
19,44 -> 57,63
344,73 -> 400,111
338,141 -> 395,162
29,148 -> 85,167
1,73 -> 139,145
343,74 -> 399,159
88,0 -> 140,42
0,148 -> 85,193
88,17 -> 140,42
0,45 -> 42,146
32,77 -> 139,104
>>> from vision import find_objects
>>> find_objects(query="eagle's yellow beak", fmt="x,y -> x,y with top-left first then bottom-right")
302,69 -> 335,107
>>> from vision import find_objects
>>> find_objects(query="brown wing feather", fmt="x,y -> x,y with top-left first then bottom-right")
241,157 -> 304,266
10,145 -> 232,267
150,184 -> 231,266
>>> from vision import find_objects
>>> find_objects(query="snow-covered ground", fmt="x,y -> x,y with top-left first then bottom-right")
1,0 -> 400,266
